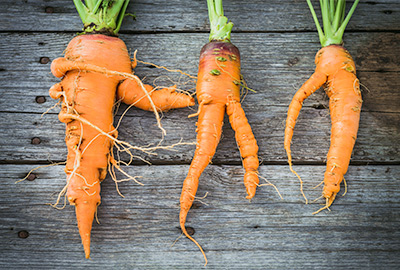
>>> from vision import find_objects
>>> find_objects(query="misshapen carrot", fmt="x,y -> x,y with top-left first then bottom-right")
285,45 -> 361,207
49,1 -> 194,258
51,33 -> 193,258
180,1 -> 259,265
51,34 -> 126,259
285,0 -> 361,213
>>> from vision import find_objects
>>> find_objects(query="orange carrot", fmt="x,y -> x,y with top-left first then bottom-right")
284,0 -> 361,213
50,1 -> 194,258
180,1 -> 259,264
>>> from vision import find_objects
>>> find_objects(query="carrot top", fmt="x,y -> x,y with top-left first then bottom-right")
307,0 -> 359,47
73,0 -> 131,35
207,0 -> 233,42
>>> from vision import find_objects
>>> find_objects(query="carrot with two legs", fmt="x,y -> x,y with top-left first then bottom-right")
284,0 -> 361,213
179,0 -> 260,265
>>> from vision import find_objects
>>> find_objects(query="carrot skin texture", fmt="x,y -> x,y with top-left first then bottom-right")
51,34 -> 128,258
118,81 -> 194,111
180,41 -> 259,253
323,46 -> 361,203
285,45 -> 361,207
180,102 -> 225,226
50,34 -> 194,258
196,42 -> 259,198
226,102 -> 259,198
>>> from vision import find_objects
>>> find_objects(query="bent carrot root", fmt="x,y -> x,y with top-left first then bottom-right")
180,41 -> 260,265
286,0 -> 361,213
284,72 -> 326,204
285,45 -> 362,213
179,1 -> 264,264
50,34 -> 194,258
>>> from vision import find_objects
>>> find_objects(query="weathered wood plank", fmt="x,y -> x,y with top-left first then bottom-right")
1,1 -> 399,269
1,0 -> 399,32
1,32 -> 398,164
0,32 -> 399,114
1,164 -> 399,269
1,106 -> 399,164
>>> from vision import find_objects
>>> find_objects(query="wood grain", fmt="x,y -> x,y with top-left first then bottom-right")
1,164 -> 399,269
0,32 -> 399,164
1,107 -> 399,164
1,1 -> 399,269
0,32 -> 398,114
0,0 -> 399,32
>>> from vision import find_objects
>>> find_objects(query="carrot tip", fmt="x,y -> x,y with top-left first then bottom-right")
245,194 -> 254,200
74,200 -> 97,259
84,247 -> 90,259
312,194 -> 336,215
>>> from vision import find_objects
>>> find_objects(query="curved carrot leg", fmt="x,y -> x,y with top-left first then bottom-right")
117,78 -> 194,111
226,101 -> 259,199
284,71 -> 326,203
316,69 -> 361,212
284,71 -> 327,164
180,102 -> 225,265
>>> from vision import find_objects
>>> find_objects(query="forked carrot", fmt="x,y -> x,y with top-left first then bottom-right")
179,0 -> 260,264
284,0 -> 361,213
50,0 -> 194,258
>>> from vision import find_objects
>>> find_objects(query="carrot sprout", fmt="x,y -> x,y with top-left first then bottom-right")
306,0 -> 360,47
207,0 -> 233,42
73,0 -> 131,35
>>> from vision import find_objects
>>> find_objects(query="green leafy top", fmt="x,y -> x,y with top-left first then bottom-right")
207,0 -> 233,42
306,0 -> 359,47
73,0 -> 130,35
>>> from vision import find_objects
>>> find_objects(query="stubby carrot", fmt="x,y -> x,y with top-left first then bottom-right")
179,0 -> 259,264
284,0 -> 361,213
50,0 -> 194,258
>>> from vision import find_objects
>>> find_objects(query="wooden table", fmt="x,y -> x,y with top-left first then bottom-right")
1,1 -> 399,269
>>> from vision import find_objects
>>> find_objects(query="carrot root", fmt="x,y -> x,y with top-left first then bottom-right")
118,80 -> 194,112
226,101 -> 259,199
180,40 -> 260,263
180,223 -> 208,266
50,34 -> 195,258
285,45 -> 361,212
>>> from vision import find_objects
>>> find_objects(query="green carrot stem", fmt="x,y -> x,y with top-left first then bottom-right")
336,0 -> 360,40
207,0 -> 233,42
306,0 -> 325,46
73,0 -> 131,36
306,0 -> 359,47
332,1 -> 345,32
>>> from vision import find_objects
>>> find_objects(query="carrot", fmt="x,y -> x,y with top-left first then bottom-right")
50,0 -> 194,258
179,0 -> 259,264
284,0 -> 361,213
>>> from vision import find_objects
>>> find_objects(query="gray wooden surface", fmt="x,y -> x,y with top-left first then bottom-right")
0,0 -> 399,269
